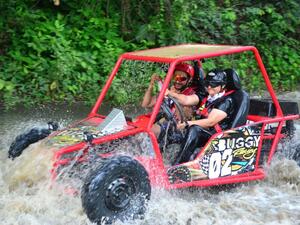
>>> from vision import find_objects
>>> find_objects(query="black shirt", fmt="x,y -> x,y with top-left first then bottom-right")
195,91 -> 235,130
212,96 -> 234,130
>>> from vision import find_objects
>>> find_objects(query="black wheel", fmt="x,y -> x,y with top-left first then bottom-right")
8,129 -> 50,159
81,155 -> 151,224
8,122 -> 58,159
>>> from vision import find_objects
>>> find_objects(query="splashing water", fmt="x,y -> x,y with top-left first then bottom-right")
0,104 -> 299,225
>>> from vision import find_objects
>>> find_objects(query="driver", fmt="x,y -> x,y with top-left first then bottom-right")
142,63 -> 195,111
166,69 -> 235,164
142,63 -> 196,138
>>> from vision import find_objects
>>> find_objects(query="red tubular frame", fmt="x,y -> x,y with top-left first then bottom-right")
252,48 -> 283,116
89,56 -> 124,117
89,45 -> 257,116
51,44 -> 299,189
169,169 -> 266,189
89,45 -> 285,121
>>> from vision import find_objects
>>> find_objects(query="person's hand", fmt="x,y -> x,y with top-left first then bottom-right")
165,88 -> 177,97
149,74 -> 161,87
170,86 -> 176,92
177,121 -> 188,130
164,88 -> 170,97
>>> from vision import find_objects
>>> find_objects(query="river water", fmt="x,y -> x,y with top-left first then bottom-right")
0,97 -> 299,225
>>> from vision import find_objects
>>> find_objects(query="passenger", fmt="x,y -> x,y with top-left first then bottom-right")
166,69 -> 235,164
142,63 -> 196,139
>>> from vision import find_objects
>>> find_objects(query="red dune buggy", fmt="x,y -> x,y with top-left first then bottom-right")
9,44 -> 300,224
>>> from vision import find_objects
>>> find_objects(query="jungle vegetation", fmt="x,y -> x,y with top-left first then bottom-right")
0,0 -> 299,108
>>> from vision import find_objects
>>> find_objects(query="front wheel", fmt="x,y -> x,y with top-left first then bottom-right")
81,155 -> 151,224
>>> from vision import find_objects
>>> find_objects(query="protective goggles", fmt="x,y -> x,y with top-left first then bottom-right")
173,75 -> 188,82
204,80 -> 222,88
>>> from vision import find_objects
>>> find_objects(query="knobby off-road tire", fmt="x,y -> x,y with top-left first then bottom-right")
8,122 -> 58,159
81,155 -> 151,224
8,128 -> 50,159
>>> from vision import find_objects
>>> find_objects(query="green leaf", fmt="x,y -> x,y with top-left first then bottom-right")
6,84 -> 14,91
50,81 -> 57,90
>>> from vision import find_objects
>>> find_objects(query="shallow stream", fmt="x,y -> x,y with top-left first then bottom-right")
0,97 -> 299,225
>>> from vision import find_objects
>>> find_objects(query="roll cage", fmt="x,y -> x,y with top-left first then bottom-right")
90,44 -> 284,121
52,44 -> 299,189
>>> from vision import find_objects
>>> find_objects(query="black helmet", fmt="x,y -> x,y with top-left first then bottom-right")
204,69 -> 227,88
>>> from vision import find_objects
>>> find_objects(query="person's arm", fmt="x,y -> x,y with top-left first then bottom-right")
166,89 -> 199,106
141,74 -> 160,108
178,108 -> 227,129
141,85 -> 156,108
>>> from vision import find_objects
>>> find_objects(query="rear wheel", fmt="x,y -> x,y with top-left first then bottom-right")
9,128 -> 50,159
81,155 -> 151,224
8,122 -> 58,159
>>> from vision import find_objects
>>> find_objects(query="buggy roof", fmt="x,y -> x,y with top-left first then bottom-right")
123,44 -> 254,62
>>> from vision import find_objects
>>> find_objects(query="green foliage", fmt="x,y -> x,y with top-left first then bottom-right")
0,2 -> 128,107
0,0 -> 299,108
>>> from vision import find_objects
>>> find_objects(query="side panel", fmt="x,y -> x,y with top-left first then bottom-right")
168,125 -> 261,184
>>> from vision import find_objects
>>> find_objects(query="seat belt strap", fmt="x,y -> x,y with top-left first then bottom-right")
196,90 -> 235,132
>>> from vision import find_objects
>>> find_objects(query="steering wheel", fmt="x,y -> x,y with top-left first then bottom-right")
155,96 -> 187,149
154,96 -> 185,125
